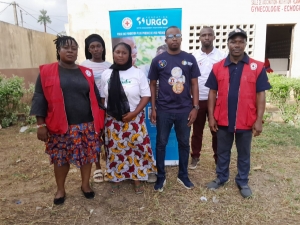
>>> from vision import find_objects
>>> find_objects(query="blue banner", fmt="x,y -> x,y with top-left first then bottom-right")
109,8 -> 182,38
109,8 -> 182,165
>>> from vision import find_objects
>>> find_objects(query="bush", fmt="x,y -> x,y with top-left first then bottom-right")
0,75 -> 24,128
268,74 -> 300,124
0,75 -> 36,128
18,83 -> 36,125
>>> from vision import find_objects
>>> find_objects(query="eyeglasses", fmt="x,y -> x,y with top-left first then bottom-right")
166,34 -> 182,39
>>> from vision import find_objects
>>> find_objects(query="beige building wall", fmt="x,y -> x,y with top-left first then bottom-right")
0,21 -> 57,69
66,0 -> 300,77
0,21 -> 57,86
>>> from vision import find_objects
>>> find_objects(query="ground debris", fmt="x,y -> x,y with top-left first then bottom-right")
253,165 -> 262,171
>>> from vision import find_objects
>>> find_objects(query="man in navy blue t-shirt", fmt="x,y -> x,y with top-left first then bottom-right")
205,28 -> 271,198
148,26 -> 200,192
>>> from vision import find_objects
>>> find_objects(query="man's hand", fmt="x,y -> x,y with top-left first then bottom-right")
122,112 -> 136,123
150,108 -> 157,124
37,127 -> 49,142
187,109 -> 198,127
252,120 -> 263,137
208,116 -> 218,132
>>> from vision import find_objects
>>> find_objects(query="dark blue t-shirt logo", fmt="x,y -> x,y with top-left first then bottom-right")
158,60 -> 167,68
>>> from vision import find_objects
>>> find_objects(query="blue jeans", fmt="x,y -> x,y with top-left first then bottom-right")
156,111 -> 191,179
216,128 -> 252,186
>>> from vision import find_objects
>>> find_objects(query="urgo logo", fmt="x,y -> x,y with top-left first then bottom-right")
136,16 -> 168,26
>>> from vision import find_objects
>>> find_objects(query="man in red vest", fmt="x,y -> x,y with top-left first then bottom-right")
205,28 -> 271,198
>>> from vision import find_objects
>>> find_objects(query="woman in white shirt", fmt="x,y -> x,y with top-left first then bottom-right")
81,34 -> 112,183
100,42 -> 156,194
81,34 -> 112,92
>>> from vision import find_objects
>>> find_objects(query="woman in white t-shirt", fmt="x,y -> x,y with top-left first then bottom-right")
81,34 -> 112,183
100,42 -> 156,194
81,34 -> 112,92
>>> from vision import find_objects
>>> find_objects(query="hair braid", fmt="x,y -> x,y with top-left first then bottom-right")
53,35 -> 78,60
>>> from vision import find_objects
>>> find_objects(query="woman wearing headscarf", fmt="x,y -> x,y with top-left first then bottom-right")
81,34 -> 112,90
100,42 -> 156,194
81,34 -> 112,183
30,35 -> 105,205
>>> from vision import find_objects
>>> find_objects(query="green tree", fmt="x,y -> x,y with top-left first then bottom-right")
37,9 -> 51,33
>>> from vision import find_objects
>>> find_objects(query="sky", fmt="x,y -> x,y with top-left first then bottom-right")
0,0 -> 68,35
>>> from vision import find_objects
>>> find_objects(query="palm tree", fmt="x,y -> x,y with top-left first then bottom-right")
37,9 -> 51,33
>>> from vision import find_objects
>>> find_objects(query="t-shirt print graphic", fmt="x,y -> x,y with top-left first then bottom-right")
168,67 -> 186,94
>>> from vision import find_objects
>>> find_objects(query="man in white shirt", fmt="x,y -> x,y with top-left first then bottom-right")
189,27 -> 227,169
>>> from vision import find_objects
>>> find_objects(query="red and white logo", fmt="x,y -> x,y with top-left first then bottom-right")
85,70 -> 92,77
122,17 -> 132,30
250,63 -> 257,70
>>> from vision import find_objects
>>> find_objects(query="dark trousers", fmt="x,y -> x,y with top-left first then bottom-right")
191,100 -> 217,162
216,128 -> 252,186
156,111 -> 191,179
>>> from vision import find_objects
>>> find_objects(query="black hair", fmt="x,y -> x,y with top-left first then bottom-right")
200,26 -> 215,36
84,34 -> 106,60
165,26 -> 181,36
53,35 -> 78,61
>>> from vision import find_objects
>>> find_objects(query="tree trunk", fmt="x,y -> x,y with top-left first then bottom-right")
44,22 -> 46,33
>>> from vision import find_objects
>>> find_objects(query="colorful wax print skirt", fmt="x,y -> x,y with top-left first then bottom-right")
105,112 -> 156,182
45,122 -> 101,167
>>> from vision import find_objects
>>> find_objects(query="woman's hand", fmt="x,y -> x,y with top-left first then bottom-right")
37,127 -> 49,142
122,112 -> 137,123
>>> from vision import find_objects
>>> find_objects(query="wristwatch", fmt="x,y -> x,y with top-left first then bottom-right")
193,105 -> 200,110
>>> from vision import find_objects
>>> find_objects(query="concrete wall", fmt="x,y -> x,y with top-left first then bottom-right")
66,0 -> 300,78
0,21 -> 57,86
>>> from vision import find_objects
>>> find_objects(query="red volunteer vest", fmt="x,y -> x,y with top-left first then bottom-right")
212,58 -> 264,130
40,62 -> 104,134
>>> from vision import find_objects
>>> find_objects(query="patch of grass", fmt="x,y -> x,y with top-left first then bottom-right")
12,172 -> 29,180
252,122 -> 300,149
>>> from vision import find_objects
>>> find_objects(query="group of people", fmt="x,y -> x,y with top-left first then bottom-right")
30,25 -> 271,205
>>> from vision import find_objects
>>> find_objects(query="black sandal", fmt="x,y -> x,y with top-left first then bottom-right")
81,187 -> 95,199
53,194 -> 66,205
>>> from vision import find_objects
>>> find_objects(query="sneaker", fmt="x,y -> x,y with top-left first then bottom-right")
154,177 -> 166,192
189,158 -> 199,170
147,173 -> 157,183
237,184 -> 252,198
206,178 -> 225,190
177,177 -> 195,189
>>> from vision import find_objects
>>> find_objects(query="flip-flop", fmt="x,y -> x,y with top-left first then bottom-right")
110,183 -> 120,195
93,169 -> 104,183
134,183 -> 144,195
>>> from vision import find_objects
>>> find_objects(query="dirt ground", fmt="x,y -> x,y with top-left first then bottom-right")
0,123 -> 300,225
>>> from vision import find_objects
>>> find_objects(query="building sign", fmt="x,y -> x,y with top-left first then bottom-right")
251,0 -> 300,12
109,8 -> 182,37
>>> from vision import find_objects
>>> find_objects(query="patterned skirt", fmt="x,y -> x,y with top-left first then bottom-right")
45,122 -> 100,167
105,112 -> 156,182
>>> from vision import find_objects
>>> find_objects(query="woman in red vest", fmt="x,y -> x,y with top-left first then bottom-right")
30,35 -> 105,205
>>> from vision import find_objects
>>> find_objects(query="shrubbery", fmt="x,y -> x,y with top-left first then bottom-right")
267,73 -> 300,124
0,74 -> 35,128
